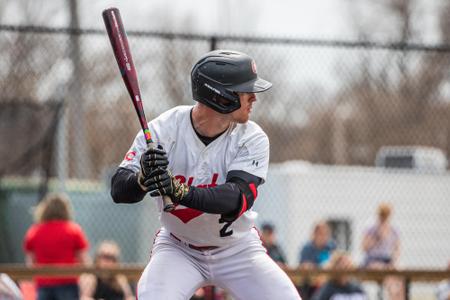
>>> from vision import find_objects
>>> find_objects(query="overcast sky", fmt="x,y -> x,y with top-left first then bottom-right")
88,0 -> 349,38
1,0 -> 444,43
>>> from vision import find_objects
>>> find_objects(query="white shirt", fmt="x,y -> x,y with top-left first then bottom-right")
119,105 -> 270,246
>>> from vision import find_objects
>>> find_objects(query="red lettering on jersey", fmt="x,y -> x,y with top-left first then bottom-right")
208,173 -> 218,188
174,175 -> 195,186
124,151 -> 136,161
174,174 -> 216,188
175,175 -> 186,184
170,173 -> 219,223
193,173 -> 219,188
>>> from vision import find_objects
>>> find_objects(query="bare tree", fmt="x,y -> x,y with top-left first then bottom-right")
337,0 -> 450,165
0,1 -> 66,178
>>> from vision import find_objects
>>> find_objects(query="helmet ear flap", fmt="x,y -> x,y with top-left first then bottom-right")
210,92 -> 240,111
191,66 -> 241,114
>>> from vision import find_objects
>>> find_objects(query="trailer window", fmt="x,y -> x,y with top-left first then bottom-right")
383,155 -> 414,169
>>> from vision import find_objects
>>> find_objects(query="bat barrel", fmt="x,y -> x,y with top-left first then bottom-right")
103,7 -> 175,212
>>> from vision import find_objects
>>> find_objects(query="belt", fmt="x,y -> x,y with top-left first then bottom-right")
170,233 -> 219,252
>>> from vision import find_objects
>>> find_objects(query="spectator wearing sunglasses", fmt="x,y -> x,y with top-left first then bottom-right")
80,241 -> 134,300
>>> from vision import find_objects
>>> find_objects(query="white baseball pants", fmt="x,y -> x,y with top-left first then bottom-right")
137,228 -> 301,300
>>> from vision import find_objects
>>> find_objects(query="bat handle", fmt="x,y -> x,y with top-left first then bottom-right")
162,195 -> 176,212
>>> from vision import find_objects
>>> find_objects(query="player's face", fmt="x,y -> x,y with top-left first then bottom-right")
230,92 -> 257,123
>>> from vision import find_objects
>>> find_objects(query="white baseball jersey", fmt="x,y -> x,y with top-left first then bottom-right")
119,105 -> 270,247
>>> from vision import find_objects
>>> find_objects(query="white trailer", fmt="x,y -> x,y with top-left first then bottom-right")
255,161 -> 450,269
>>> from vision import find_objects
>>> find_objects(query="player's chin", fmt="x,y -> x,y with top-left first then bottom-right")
231,111 -> 250,123
236,115 -> 250,123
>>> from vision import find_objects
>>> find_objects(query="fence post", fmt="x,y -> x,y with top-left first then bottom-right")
404,277 -> 410,300
210,37 -> 217,51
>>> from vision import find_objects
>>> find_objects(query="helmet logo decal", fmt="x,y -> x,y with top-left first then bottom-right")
251,60 -> 257,74
204,82 -> 221,95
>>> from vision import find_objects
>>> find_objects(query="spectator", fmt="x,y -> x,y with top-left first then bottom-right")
361,202 -> 403,300
312,251 -> 367,300
297,221 -> 336,299
361,202 -> 400,268
190,286 -> 227,300
436,261 -> 450,300
299,221 -> 336,269
23,193 -> 89,300
260,223 -> 287,267
79,240 -> 134,300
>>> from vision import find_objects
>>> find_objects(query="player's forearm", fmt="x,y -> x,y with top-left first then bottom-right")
25,253 -> 34,267
111,167 -> 147,203
181,183 -> 242,215
179,171 -> 260,219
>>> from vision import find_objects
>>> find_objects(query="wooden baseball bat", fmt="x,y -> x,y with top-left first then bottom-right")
102,7 -> 175,212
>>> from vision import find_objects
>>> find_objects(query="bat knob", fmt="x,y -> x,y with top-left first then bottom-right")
163,203 -> 176,212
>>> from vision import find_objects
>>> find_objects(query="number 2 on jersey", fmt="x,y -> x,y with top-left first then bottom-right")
219,221 -> 233,237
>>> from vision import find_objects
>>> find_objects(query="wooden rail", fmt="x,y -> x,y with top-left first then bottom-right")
0,264 -> 144,281
1,264 -> 449,299
285,268 -> 450,284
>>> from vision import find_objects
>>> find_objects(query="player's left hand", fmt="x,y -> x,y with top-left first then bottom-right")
141,168 -> 190,203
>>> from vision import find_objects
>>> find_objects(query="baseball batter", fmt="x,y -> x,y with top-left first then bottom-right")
111,50 -> 301,300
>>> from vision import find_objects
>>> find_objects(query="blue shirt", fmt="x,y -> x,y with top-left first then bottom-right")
299,241 -> 336,266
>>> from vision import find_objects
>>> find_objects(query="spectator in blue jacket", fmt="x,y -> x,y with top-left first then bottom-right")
299,221 -> 336,269
297,221 -> 337,299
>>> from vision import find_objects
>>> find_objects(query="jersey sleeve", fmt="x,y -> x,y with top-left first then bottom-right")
117,107 -> 180,173
23,225 -> 37,252
228,130 -> 270,182
118,130 -> 147,173
71,223 -> 89,251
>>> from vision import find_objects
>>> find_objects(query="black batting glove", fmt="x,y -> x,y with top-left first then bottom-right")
141,168 -> 172,195
138,145 -> 168,190
140,145 -> 169,177
140,168 -> 190,203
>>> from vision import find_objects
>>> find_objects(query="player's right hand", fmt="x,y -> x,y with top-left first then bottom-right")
140,168 -> 173,196
139,168 -> 189,203
139,145 -> 169,177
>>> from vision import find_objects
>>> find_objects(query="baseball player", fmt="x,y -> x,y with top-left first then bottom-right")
111,50 -> 301,300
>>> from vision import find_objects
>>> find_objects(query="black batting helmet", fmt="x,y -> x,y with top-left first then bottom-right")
191,50 -> 272,114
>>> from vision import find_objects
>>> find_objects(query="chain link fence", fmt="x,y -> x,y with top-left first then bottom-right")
0,25 -> 449,280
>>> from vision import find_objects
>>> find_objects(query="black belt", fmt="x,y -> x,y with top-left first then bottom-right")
170,233 -> 219,251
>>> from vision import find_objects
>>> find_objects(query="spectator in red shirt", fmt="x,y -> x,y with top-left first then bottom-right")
23,193 -> 90,300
